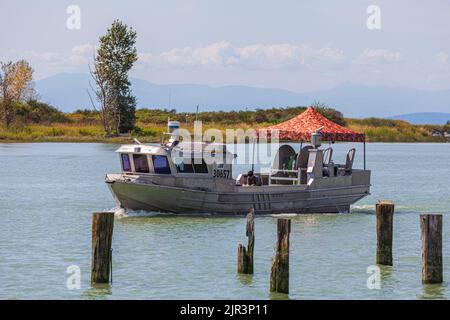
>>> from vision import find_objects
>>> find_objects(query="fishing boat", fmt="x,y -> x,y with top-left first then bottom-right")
105,107 -> 371,214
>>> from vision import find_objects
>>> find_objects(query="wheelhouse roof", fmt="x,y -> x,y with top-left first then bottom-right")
116,142 -> 235,159
115,144 -> 169,156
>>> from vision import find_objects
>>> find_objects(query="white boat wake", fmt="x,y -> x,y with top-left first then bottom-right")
111,206 -> 128,218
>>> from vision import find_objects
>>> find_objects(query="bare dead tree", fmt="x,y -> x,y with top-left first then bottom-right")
89,62 -> 112,135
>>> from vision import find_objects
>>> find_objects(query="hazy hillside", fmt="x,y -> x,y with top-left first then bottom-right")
302,83 -> 450,118
131,78 -> 308,111
35,73 -> 307,113
35,73 -> 450,119
35,73 -> 93,112
391,112 -> 450,125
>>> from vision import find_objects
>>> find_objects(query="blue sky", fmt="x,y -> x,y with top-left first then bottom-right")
1,0 -> 450,92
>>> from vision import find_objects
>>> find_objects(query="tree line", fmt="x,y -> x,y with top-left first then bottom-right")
1,20 -> 138,134
134,104 -> 346,126
1,20 -> 349,134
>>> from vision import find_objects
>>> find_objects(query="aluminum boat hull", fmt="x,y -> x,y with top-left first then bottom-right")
106,171 -> 371,215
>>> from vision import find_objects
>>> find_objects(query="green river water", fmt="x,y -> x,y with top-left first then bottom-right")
0,143 -> 449,299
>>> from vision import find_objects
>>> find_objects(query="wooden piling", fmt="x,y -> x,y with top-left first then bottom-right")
270,219 -> 291,294
376,200 -> 394,266
421,214 -> 443,284
91,212 -> 114,284
237,208 -> 255,274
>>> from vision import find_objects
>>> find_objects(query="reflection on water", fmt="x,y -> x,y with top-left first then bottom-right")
236,273 -> 254,286
0,143 -> 449,299
419,283 -> 446,300
269,291 -> 290,300
119,215 -> 236,231
82,284 -> 112,299
379,265 -> 393,280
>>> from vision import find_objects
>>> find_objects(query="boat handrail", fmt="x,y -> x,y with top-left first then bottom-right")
269,167 -> 303,185
270,176 -> 299,181
270,168 -> 306,173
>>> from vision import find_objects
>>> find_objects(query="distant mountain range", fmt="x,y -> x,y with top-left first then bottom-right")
390,113 -> 450,125
35,73 -> 450,122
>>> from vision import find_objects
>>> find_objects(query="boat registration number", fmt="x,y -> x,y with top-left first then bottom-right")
212,169 -> 230,179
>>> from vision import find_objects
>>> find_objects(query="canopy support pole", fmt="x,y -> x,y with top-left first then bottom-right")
363,140 -> 366,171
297,141 -> 303,170
251,140 -> 256,172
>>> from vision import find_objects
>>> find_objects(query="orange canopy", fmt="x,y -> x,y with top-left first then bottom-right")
259,107 -> 365,142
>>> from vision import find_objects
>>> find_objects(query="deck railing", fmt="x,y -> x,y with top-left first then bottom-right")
268,168 -> 306,185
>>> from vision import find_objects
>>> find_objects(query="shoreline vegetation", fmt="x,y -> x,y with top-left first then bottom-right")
1,105 -> 449,144
2,20 -> 449,144
0,20 -> 450,143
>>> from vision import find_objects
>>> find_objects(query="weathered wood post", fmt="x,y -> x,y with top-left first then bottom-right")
91,212 -> 114,284
270,219 -> 291,294
237,208 -> 255,274
376,201 -> 394,265
421,214 -> 443,284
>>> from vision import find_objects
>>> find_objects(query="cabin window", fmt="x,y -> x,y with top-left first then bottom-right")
193,158 -> 208,174
133,154 -> 150,173
121,154 -> 132,172
175,158 -> 194,173
152,155 -> 171,174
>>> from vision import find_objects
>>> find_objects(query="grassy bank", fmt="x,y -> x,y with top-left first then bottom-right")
1,120 -> 449,143
0,106 -> 449,143
347,118 -> 448,143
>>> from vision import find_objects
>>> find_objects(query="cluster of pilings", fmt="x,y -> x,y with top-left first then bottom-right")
375,201 -> 443,284
236,209 -> 291,294
90,203 -> 444,295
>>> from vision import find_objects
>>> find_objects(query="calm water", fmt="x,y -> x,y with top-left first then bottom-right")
0,142 -> 449,300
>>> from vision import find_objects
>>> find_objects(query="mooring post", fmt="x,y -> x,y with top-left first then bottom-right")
421,214 -> 443,284
376,200 -> 394,266
91,212 -> 114,284
270,218 -> 291,294
237,208 -> 255,274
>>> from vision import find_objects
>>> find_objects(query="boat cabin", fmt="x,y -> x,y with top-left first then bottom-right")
116,142 -> 234,179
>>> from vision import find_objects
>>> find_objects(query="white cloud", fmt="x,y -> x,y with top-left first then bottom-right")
141,41 -> 345,69
71,43 -> 96,55
19,41 -> 347,73
160,41 -> 237,67
426,73 -> 440,83
26,43 -> 95,67
436,52 -> 448,64
17,43 -> 410,83
356,48 -> 402,64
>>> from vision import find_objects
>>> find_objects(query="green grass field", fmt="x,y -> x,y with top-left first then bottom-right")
0,105 -> 449,143
1,120 -> 448,143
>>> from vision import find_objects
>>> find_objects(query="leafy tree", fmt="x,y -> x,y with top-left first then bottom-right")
311,101 -> 346,126
92,20 -> 137,134
14,100 -> 69,124
0,60 -> 35,127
